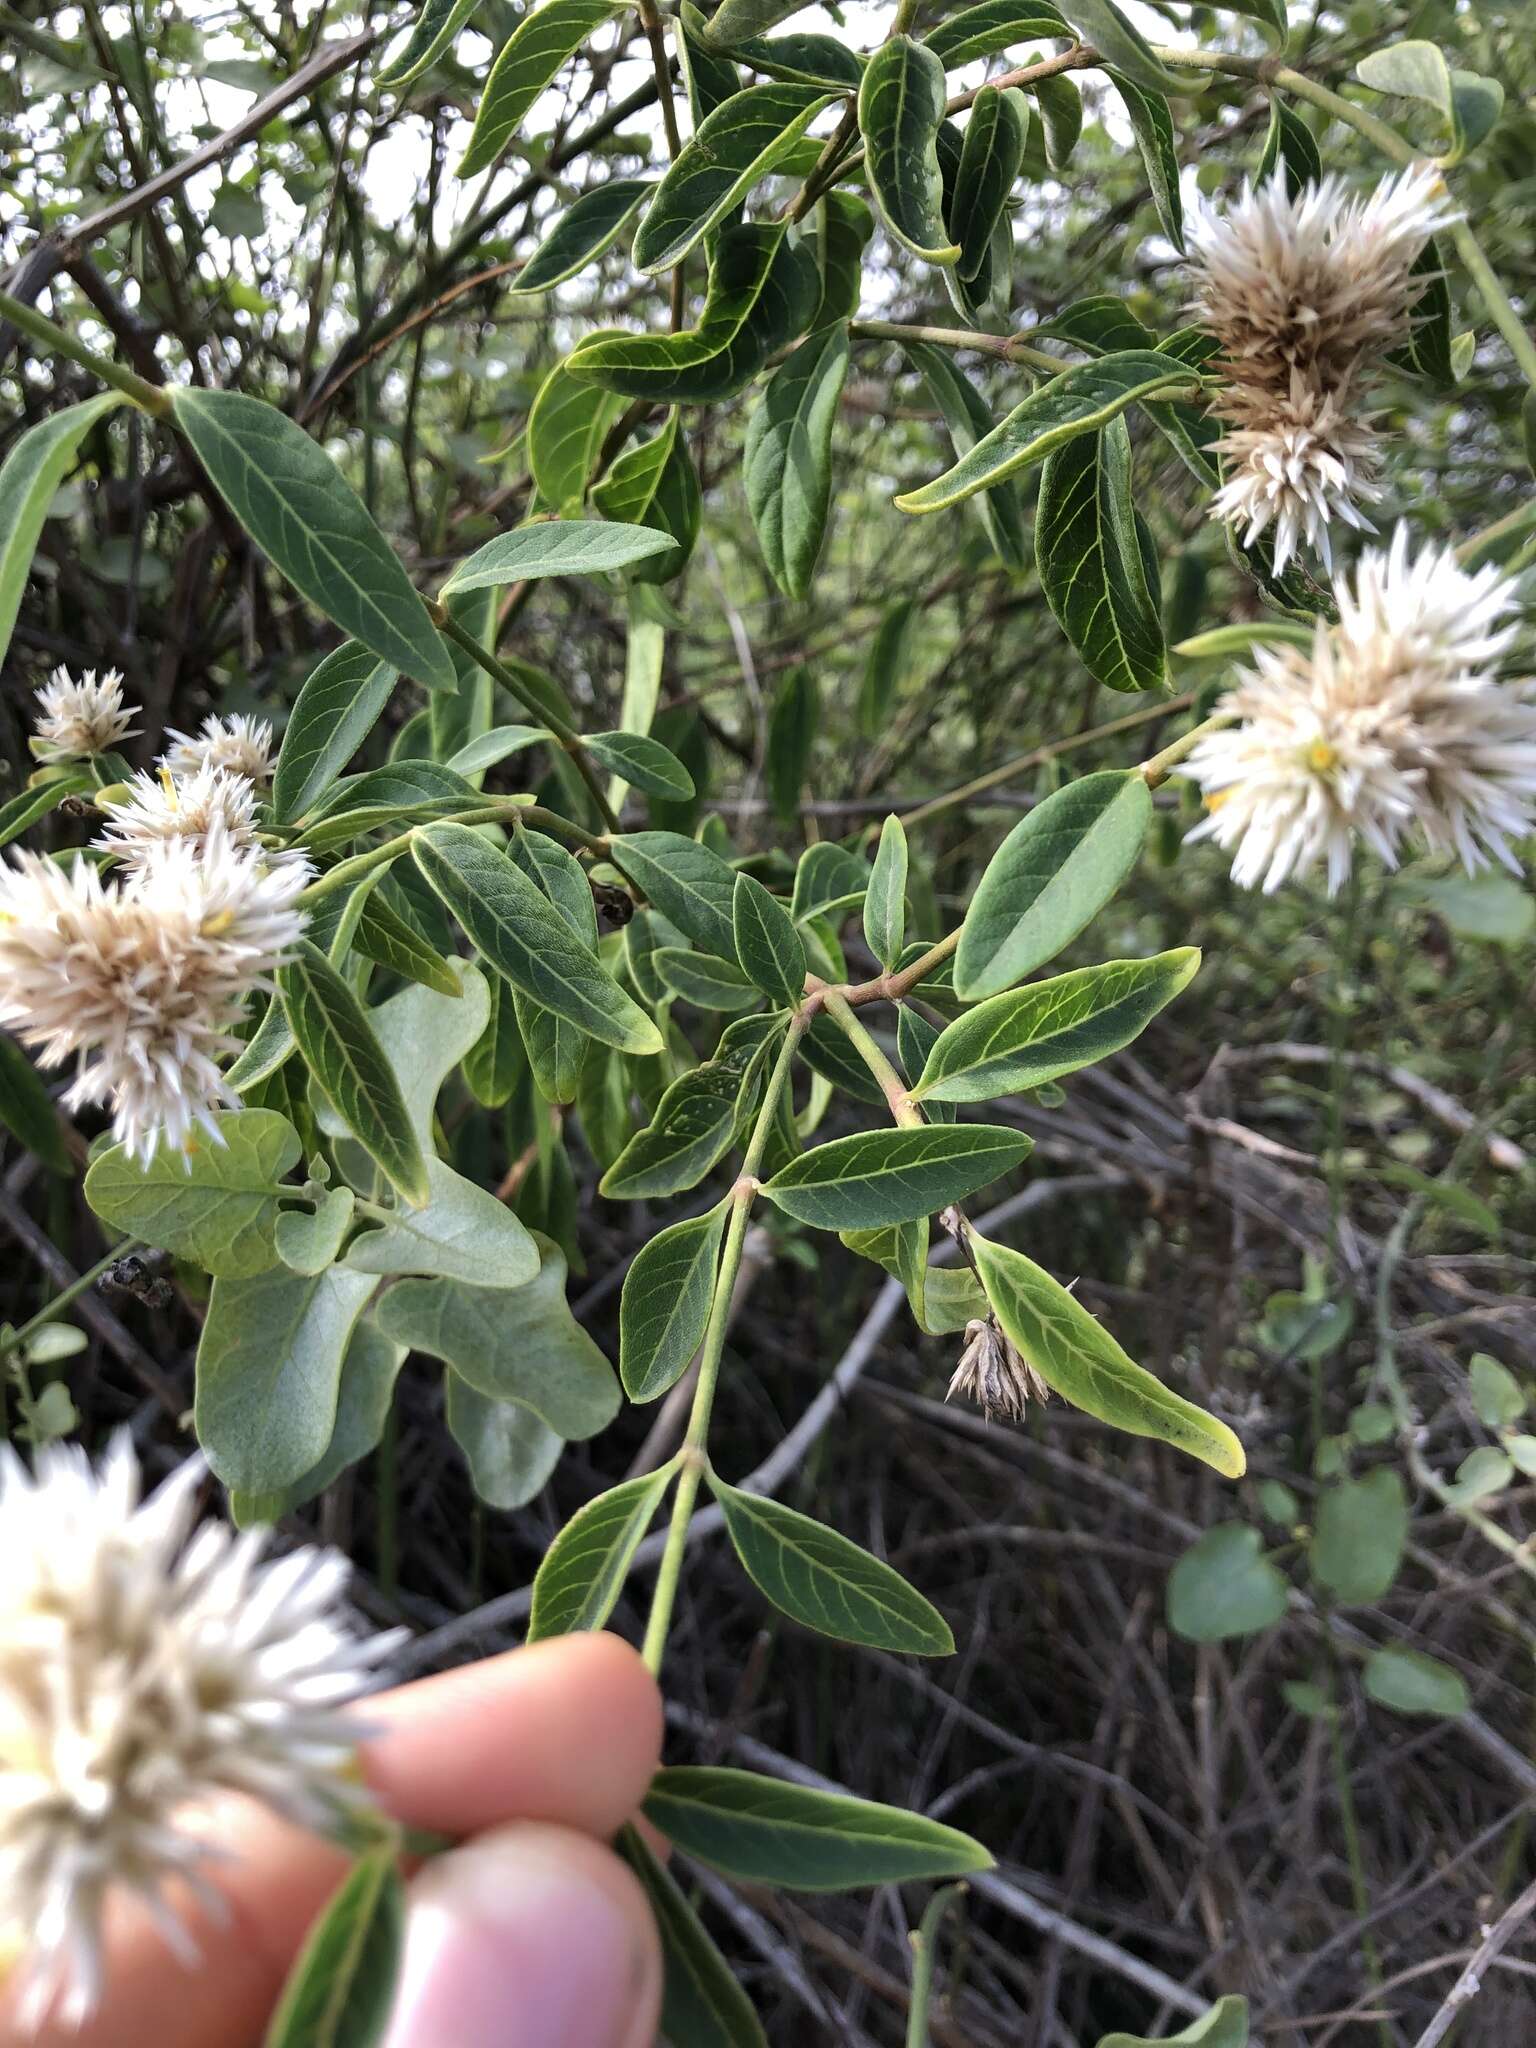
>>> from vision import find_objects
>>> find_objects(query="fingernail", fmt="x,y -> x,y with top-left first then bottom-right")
381,1824 -> 657,2048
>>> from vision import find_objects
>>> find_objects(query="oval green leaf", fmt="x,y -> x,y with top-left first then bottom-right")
273,643 -> 399,826
528,1464 -> 677,1639
620,1201 -> 729,1400
263,1843 -> 404,2048
1037,415 -> 1166,693
458,0 -> 628,178
732,873 -> 807,1007
0,394 -> 125,673
609,829 -> 740,961
440,520 -> 676,596
743,322 -> 850,602
510,179 -> 653,293
762,1124 -> 1032,1230
859,36 -> 960,265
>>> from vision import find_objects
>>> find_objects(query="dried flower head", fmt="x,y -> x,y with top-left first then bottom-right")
0,1435 -> 399,2030
0,826 -> 307,1163
30,668 -> 139,763
1182,527 -> 1536,893
1207,370 -> 1383,573
162,713 -> 276,786
948,1316 -> 1050,1423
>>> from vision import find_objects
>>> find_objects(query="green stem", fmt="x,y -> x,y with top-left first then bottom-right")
821,988 -> 923,1125
294,831 -> 417,905
0,1241 -> 138,1362
0,284 -> 172,415
905,1884 -> 968,2048
850,317 -> 1069,378
1139,711 -> 1232,790
640,1018 -> 806,1676
838,928 -> 961,1010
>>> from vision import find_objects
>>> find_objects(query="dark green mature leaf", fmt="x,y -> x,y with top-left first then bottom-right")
279,943 -> 431,1207
925,0 -> 1068,66
859,37 -> 960,265
0,394 -> 124,673
353,890 -> 461,997
744,323 -> 850,601
414,823 -> 662,1054
273,643 -> 398,825
1258,93 -> 1323,193
196,1265 -> 377,1492
375,1235 -> 620,1438
315,962 -> 490,1146
526,358 -> 625,512
622,1825 -> 769,2048
1310,1470 -> 1407,1604
600,1060 -> 744,1198
915,949 -> 1199,1103
1167,1524 -> 1287,1641
591,413 -> 677,528
510,179 -> 653,292
1097,1994 -> 1252,2048
903,346 -> 1028,573
791,840 -> 868,922
528,1465 -> 676,1638
459,0 -> 627,176
262,1843 -> 404,2048
85,1109 -> 300,1278
971,1232 -> 1245,1475
379,0 -> 486,85
645,1768 -> 990,1889
169,389 -> 454,690
0,769 -> 94,851
766,665 -> 818,826
864,815 -> 908,971
442,521 -> 676,595
657,948 -> 760,1012
734,30 -> 863,87
609,830 -> 740,960
897,352 -> 1198,513
1037,417 -> 1166,693
800,1012 -> 885,1105
809,190 -> 875,331
1032,70 -> 1085,167
1362,1645 -> 1469,1717
676,2 -> 741,119
583,730 -> 695,799
711,1476 -> 955,1652
568,223 -> 816,404
955,769 -> 1152,999
301,762 -> 484,848
762,1125 -> 1032,1230
445,1373 -> 564,1508
733,873 -> 806,1006
0,1032 -> 68,1173
1108,69 -> 1183,249
620,1202 -> 729,1400
950,86 -> 1028,283
1055,0 -> 1197,95
857,599 -> 916,734
634,83 -> 836,273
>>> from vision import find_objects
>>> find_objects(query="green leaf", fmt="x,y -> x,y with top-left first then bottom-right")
301,762 -> 485,848
1470,1351 -> 1526,1429
591,414 -> 678,529
274,1188 -> 356,1276
710,1475 -> 954,1653
168,389 -> 454,690
609,830 -> 739,960
791,840 -> 868,923
440,520 -> 675,596
445,1373 -> 564,1508
677,3 -> 743,121
232,1322 -> 405,1523
925,1 -> 1069,69
733,873 -> 806,1007
808,190 -> 875,331
379,0 -> 487,85
634,83 -> 836,273
898,352 -> 1197,514
445,724 -> 546,776
657,947 -> 760,1013
0,394 -> 124,673
859,37 -> 961,265
600,1060 -> 746,1198
1054,0 -> 1197,96
620,1202 -> 729,1400
762,1125 -> 1032,1230
1167,1525 -> 1287,1642
855,598 -> 914,734
698,0 -> 804,43
528,1465 -> 676,1639
1354,40 -> 1503,165
743,323 -> 850,602
509,179 -> 653,292
915,949 -> 1199,1103
583,730 -> 695,800
955,770 -> 1152,999
950,86 -> 1028,283
1032,71 -> 1084,167
1446,1445 -> 1513,1506
764,665 -> 819,825
374,1236 -> 619,1439
863,815 -> 908,971
1310,1470 -> 1407,1604
1399,871 -> 1535,945
622,1826 -> 769,2048
1096,1994 -> 1251,2048
273,643 -> 398,826
0,1032 -> 68,1173
354,890 -> 462,998
800,1013 -> 885,1106
316,963 -> 489,1148
461,973 -> 522,1107
733,30 -> 863,88
972,1232 -> 1246,1476
1257,93 -> 1322,194
262,1844 -> 404,2048
344,1156 -> 540,1288
459,0 -> 627,176
1107,69 -> 1183,250
903,349 -> 1027,573
568,223 -> 816,404
197,1265 -> 377,1492
413,823 -> 662,1055
279,942 -> 431,1207
644,1768 -> 991,1889
526,358 -> 626,514
0,769 -> 93,852
1362,1645 -> 1469,1718
85,1109 -> 301,1279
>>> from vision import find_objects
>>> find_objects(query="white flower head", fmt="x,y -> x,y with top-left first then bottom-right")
30,668 -> 139,763
99,763 -> 260,861
0,825 -> 307,1163
1209,371 -> 1383,574
0,1435 -> 401,2031
161,713 -> 276,786
1182,527 -> 1536,893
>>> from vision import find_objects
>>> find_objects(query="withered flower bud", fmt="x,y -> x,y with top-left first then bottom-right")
947,1316 -> 1049,1423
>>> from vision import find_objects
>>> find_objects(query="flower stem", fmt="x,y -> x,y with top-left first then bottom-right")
821,988 -> 924,1125
0,285 -> 172,416
640,1017 -> 806,1676
1138,712 -> 1232,789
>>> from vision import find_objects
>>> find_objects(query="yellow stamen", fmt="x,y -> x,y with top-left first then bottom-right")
1203,789 -> 1234,813
200,909 -> 236,937
1307,740 -> 1338,774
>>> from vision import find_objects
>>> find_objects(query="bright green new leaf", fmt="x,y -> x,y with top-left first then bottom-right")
440,520 -> 675,596
1310,1470 -> 1407,1604
643,1767 -> 992,1889
733,873 -> 806,1007
0,394 -> 124,675
528,1464 -> 677,1638
743,323 -> 850,601
1167,1525 -> 1287,1642
458,0 -> 628,177
863,815 -> 908,971
859,37 -> 961,265
633,83 -> 836,273
1469,1351 -> 1526,1429
1096,1994 -> 1251,2048
762,1125 -> 1033,1230
262,1843 -> 404,2048
972,1232 -> 1245,1476
85,1109 -> 301,1278
620,1202 -> 729,1400
273,643 -> 398,825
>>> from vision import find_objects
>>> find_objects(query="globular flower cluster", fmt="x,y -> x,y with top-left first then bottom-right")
29,667 -> 138,763
0,674 -> 306,1163
0,1436 -> 399,2031
1188,162 -> 1454,571
1182,528 -> 1536,893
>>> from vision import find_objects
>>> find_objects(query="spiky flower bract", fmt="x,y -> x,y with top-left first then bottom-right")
99,763 -> 261,861
0,1435 -> 400,2031
0,825 -> 307,1162
30,668 -> 139,763
162,713 -> 276,786
1182,528 -> 1536,893
948,1316 -> 1050,1423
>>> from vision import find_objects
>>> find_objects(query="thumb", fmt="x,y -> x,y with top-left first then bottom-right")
381,1822 -> 662,2048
